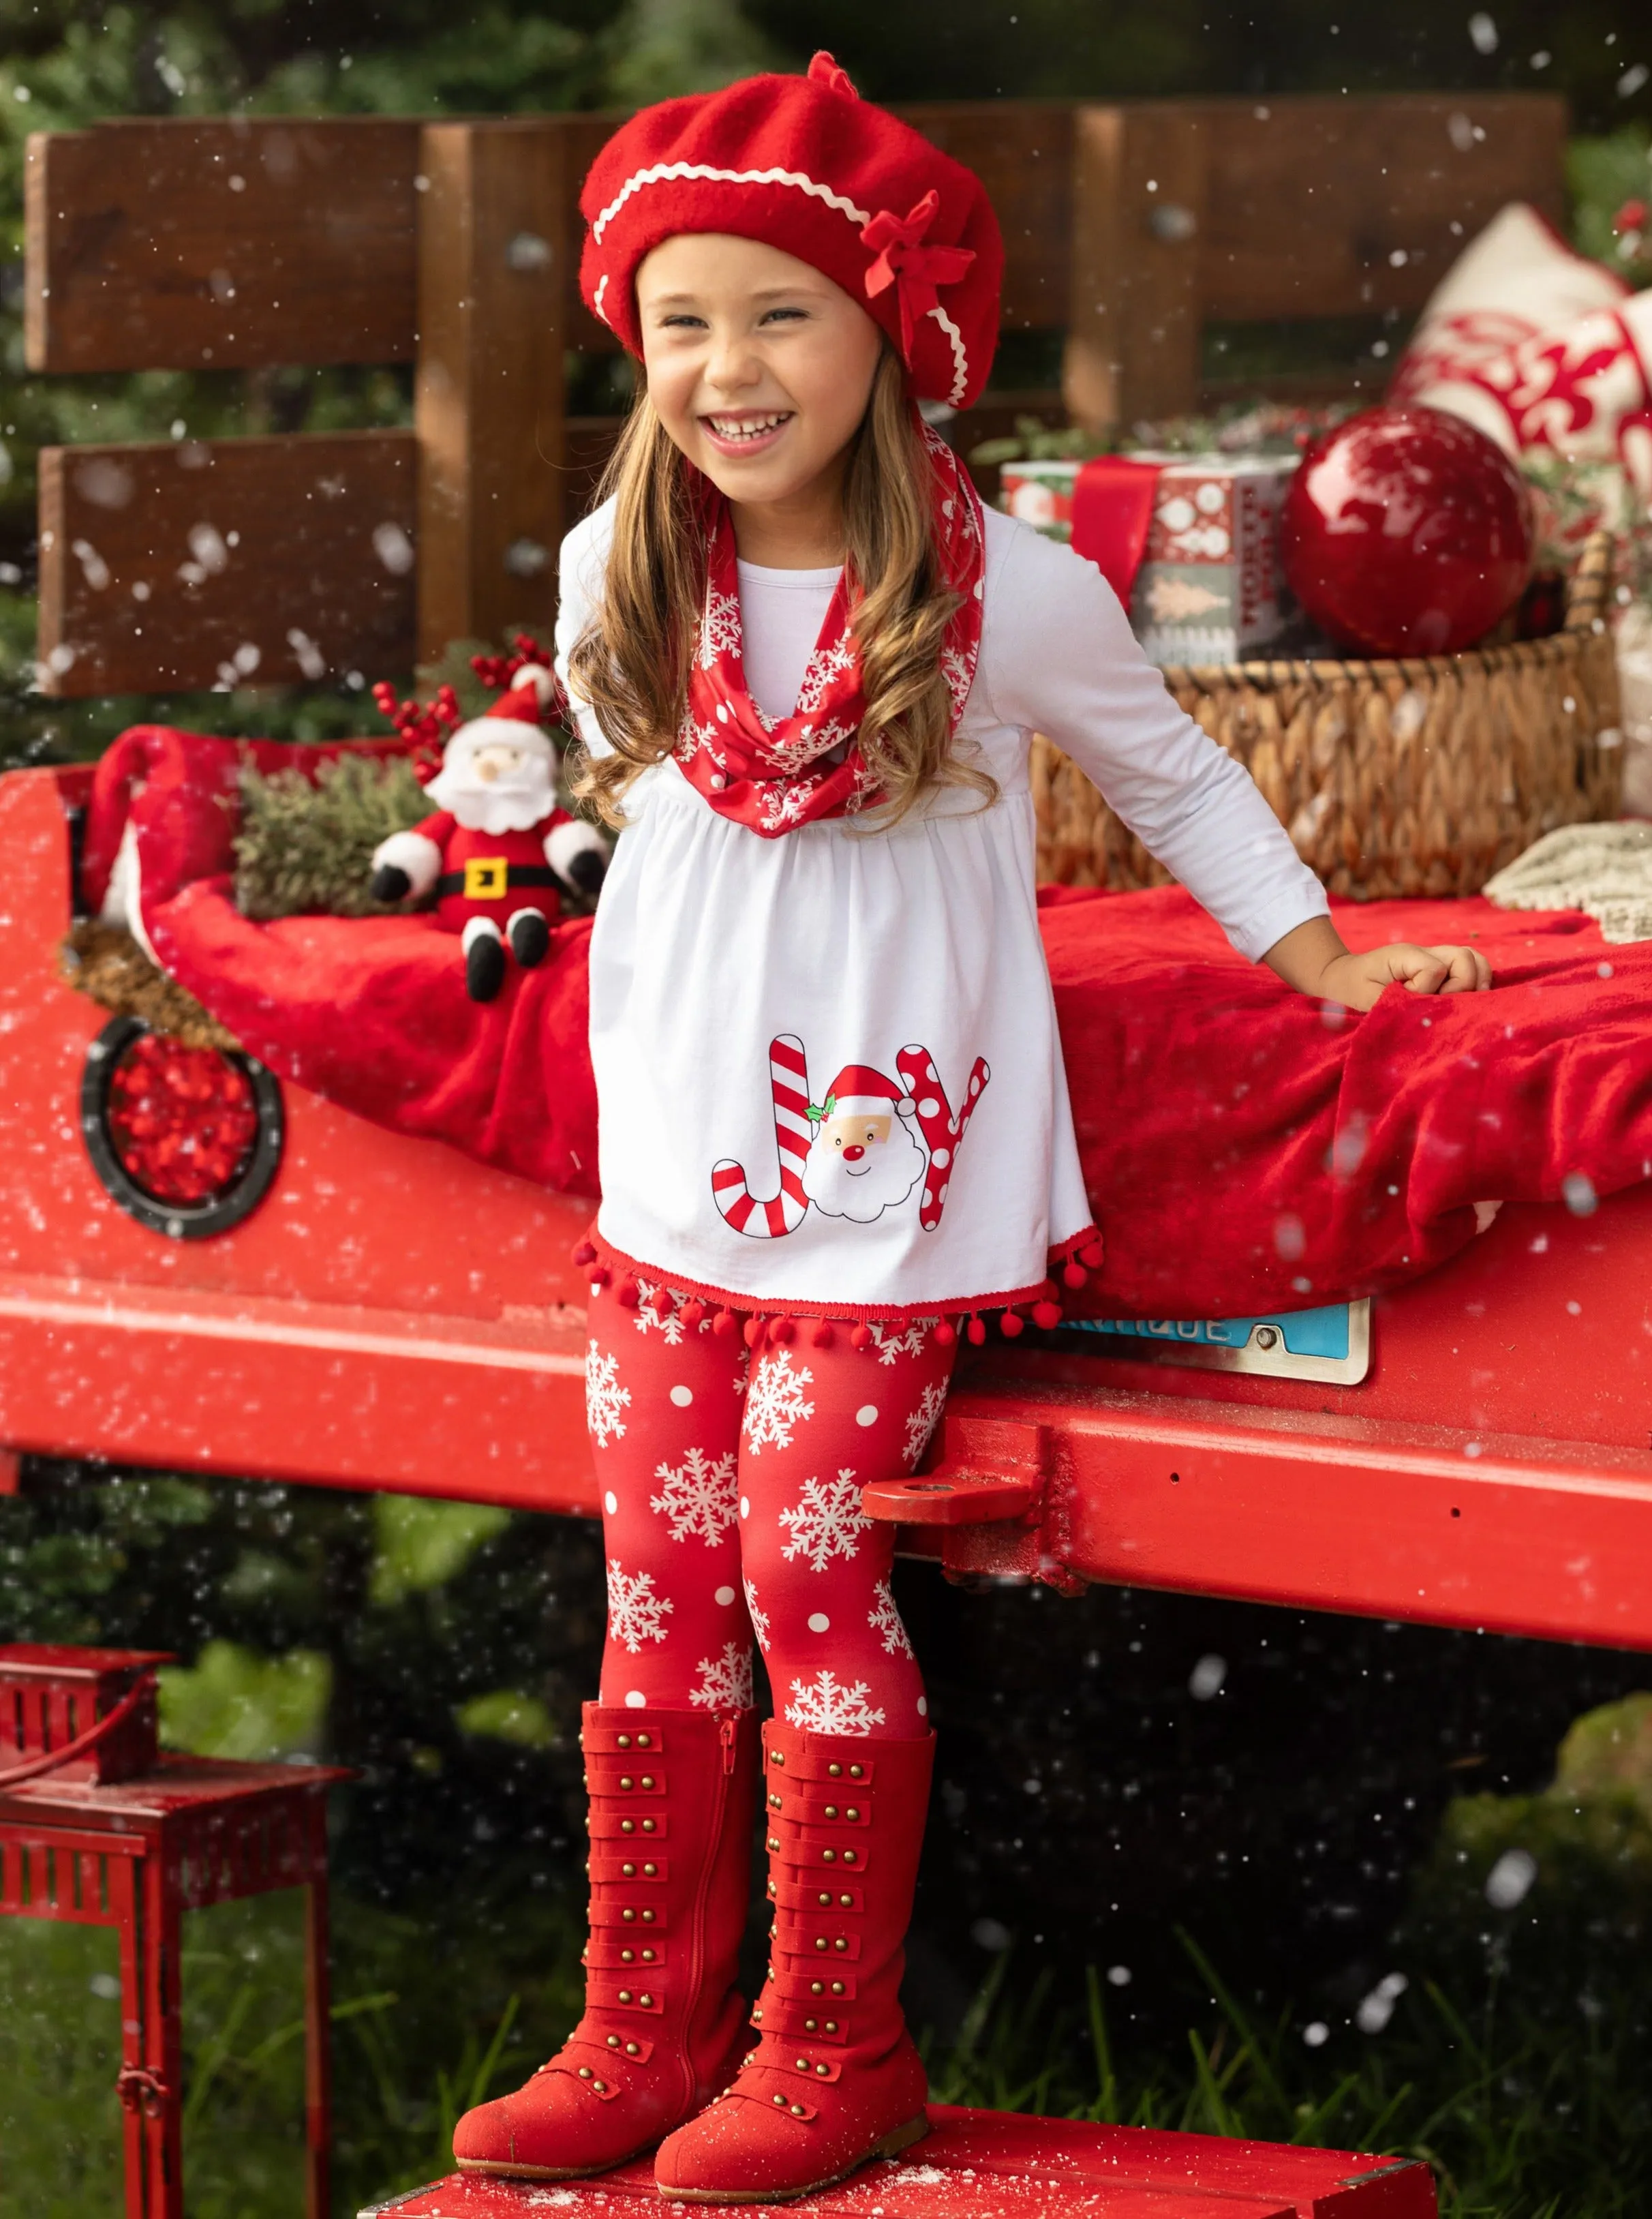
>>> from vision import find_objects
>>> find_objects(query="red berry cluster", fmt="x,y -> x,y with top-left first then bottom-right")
371,680 -> 461,783
471,633 -> 569,722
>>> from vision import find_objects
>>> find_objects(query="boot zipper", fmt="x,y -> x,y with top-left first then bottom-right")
684,1712 -> 738,2114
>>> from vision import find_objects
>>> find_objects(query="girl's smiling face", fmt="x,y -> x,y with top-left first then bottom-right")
636,232 -> 885,532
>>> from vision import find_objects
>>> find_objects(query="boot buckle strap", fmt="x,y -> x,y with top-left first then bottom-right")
588,1901 -> 670,1932
584,1934 -> 668,1969
590,1810 -> 670,1841
583,1723 -> 669,1756
590,1851 -> 671,1883
590,1978 -> 666,2014
587,1760 -> 669,1795
776,1880 -> 863,1915
777,1931 -> 863,1962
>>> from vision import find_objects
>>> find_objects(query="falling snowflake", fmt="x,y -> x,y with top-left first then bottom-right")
742,1576 -> 772,1653
784,1669 -> 886,1736
606,1558 -> 673,1653
697,587 -> 744,667
868,1577 -> 915,1659
632,1280 -> 709,1346
585,1342 -> 631,1449
649,1445 -> 739,1544
778,1469 -> 871,1573
904,1380 -> 949,1469
868,1320 -> 935,1367
690,1641 -> 754,1710
742,1349 -> 815,1453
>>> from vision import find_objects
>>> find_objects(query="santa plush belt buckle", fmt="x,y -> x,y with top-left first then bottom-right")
464,856 -> 509,899
1066,1299 -> 1371,1385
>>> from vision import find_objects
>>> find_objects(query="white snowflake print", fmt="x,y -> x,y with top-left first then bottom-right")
759,776 -> 826,834
778,1469 -> 872,1573
606,1558 -> 674,1654
868,1320 -> 935,1367
585,1342 -> 631,1449
868,1577 -> 916,1659
903,1380 -> 949,1470
690,1641 -> 754,1711
793,633 -> 859,716
632,1280 -> 712,1346
940,644 -> 975,720
742,1576 -> 772,1654
649,1446 -> 739,1545
697,586 -> 744,667
784,1669 -> 886,1736
742,1349 -> 814,1454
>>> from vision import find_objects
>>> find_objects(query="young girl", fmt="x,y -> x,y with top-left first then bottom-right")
454,55 -> 1490,2203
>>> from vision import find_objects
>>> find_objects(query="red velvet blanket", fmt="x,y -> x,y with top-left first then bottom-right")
89,727 -> 1652,1319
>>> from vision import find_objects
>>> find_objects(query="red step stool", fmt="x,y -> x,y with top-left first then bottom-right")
361,2107 -> 1434,2217
0,1642 -> 350,2219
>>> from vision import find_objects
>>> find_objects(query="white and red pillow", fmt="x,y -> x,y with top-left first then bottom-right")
1390,202 -> 1652,498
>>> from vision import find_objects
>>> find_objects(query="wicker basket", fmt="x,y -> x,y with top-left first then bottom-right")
1032,530 -> 1623,899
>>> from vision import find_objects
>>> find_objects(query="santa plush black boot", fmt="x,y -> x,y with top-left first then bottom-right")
508,907 -> 552,969
465,925 -> 507,1002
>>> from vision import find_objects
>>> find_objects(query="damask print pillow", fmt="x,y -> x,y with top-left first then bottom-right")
1391,202 -> 1652,500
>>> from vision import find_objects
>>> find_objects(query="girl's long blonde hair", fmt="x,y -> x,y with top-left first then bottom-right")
568,349 -> 995,830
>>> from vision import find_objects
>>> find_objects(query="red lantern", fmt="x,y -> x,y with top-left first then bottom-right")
1279,404 -> 1534,656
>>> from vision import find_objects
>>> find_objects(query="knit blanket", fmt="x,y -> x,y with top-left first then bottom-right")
1485,821 -> 1652,944
85,727 -> 1652,1321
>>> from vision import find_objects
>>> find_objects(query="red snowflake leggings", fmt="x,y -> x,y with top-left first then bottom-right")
584,1277 -> 956,1740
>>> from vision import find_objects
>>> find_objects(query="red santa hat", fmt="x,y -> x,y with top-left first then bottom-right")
481,663 -> 557,729
816,1063 -> 915,1121
579,53 -> 1003,410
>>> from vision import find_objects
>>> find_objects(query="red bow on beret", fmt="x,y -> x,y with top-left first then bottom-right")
861,190 -> 976,362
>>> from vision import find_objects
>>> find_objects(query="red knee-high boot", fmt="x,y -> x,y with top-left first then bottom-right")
654,1719 -> 934,2203
453,1702 -> 760,2179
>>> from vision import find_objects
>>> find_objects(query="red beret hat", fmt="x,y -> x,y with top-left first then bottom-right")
579,53 -> 1003,410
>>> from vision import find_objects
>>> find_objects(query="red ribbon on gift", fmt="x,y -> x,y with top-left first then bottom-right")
862,190 -> 976,361
1071,455 -> 1165,607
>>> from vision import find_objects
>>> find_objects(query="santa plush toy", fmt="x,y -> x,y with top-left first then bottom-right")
369,666 -> 607,1002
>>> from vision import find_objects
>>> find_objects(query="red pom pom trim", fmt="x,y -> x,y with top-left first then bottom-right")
1062,1262 -> 1088,1290
744,1316 -> 765,1349
966,1315 -> 987,1346
1032,1300 -> 1062,1331
714,1308 -> 737,1338
934,1318 -> 957,1348
812,1320 -> 836,1349
769,1317 -> 795,1346
571,1240 -> 597,1268
681,1299 -> 706,1329
1000,1310 -> 1025,1338
617,1277 -> 641,1309
1080,1241 -> 1104,1269
850,1323 -> 874,1353
590,1264 -> 612,1288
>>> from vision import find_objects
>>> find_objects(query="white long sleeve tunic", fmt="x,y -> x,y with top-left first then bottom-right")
555,498 -> 1328,1321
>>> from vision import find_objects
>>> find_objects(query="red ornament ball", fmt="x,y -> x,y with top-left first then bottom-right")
106,1035 -> 258,1206
1280,405 -> 1533,656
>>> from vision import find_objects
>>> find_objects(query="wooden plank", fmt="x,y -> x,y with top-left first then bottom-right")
36,429 -> 415,697
1195,93 -> 1567,320
1063,105 -> 1206,434
25,119 -> 418,373
416,119 -> 568,660
896,104 -> 1073,333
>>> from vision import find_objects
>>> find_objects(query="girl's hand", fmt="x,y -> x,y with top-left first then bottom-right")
1316,942 -> 1493,1013
1264,915 -> 1493,1012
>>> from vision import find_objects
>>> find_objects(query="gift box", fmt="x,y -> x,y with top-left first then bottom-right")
998,457 -> 1079,539
999,455 -> 1296,665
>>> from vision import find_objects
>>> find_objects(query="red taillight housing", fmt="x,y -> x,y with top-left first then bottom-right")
82,1018 -> 284,1238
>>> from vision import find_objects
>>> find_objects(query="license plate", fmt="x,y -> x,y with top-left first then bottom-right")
1064,1298 -> 1371,1385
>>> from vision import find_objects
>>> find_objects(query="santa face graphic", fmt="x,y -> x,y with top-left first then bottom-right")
801,1100 -> 927,1224
426,721 -> 558,834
